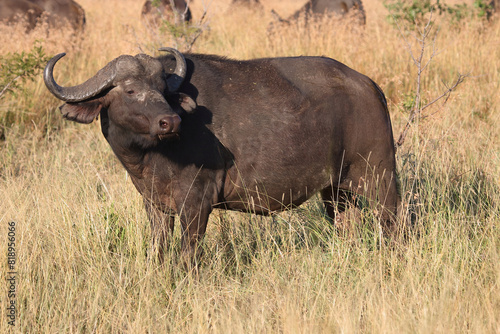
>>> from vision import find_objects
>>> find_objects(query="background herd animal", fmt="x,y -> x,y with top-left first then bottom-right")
1,0 -> 499,35
141,0 -> 192,27
0,0 -> 370,34
228,0 -> 264,11
271,0 -> 366,27
0,0 -> 85,32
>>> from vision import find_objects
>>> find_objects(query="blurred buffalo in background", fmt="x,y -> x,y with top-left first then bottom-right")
141,0 -> 192,27
0,0 -> 45,31
270,0 -> 366,30
228,0 -> 263,11
0,0 -> 85,32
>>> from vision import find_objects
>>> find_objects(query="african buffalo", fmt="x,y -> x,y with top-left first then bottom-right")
0,0 -> 45,31
489,0 -> 499,18
141,0 -> 192,27
44,48 -> 399,263
271,0 -> 366,27
229,0 -> 263,10
0,0 -> 85,32
31,0 -> 86,31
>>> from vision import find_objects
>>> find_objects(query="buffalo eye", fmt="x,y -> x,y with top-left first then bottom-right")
126,89 -> 135,95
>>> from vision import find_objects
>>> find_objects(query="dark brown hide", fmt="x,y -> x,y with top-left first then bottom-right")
0,0 -> 45,31
30,0 -> 86,31
272,0 -> 366,27
229,0 -> 264,10
489,0 -> 499,18
142,0 -> 192,27
44,49 -> 399,263
0,0 -> 85,31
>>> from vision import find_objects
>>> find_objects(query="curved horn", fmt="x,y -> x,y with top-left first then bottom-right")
44,53 -> 118,103
159,47 -> 187,92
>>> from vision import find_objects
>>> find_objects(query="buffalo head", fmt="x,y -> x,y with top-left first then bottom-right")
44,48 -> 196,148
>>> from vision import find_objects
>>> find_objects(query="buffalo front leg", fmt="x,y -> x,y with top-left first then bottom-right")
178,204 -> 211,268
144,199 -> 175,263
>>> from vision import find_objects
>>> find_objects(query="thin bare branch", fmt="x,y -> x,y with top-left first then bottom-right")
0,75 -> 21,99
419,73 -> 468,120
397,73 -> 467,146
183,2 -> 211,52
395,9 -> 467,149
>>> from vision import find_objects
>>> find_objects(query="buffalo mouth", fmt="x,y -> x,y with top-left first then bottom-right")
157,132 -> 180,141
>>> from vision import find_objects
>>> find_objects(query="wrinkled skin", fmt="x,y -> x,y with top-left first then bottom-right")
44,50 -> 399,265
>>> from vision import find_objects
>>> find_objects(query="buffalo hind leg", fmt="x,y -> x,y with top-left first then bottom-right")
366,168 -> 399,236
351,167 -> 399,236
321,170 -> 399,236
320,186 -> 360,235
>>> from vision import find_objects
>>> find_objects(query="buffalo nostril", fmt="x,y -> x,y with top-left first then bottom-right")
159,119 -> 169,129
156,115 -> 181,135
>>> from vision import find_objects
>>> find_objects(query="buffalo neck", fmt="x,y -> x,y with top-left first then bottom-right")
106,133 -> 148,179
100,114 -> 149,180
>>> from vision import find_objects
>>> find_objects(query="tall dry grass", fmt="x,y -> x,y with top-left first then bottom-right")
0,0 -> 499,332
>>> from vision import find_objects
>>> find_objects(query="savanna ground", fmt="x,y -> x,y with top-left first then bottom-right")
0,0 -> 499,332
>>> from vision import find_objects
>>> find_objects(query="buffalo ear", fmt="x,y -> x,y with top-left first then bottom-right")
178,93 -> 197,113
59,101 -> 103,124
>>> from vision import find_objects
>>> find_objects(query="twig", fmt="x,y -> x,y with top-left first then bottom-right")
0,75 -> 21,99
396,72 -> 467,146
183,1 -> 211,52
394,11 -> 466,148
419,73 -> 468,118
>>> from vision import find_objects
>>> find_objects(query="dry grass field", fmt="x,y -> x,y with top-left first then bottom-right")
0,0 -> 499,332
